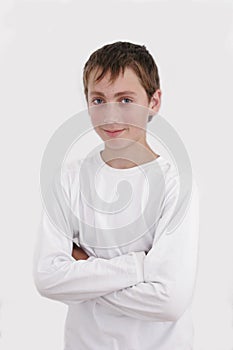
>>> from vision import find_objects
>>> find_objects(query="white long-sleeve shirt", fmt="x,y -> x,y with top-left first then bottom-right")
33,150 -> 200,350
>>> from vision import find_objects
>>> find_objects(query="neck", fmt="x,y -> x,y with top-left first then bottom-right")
101,141 -> 160,169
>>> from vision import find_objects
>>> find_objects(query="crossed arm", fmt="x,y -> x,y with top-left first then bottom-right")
33,165 -> 199,322
71,179 -> 199,322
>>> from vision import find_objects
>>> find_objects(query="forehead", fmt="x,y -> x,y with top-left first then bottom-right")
87,67 -> 145,96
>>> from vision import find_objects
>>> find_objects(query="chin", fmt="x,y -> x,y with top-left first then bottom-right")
104,139 -> 133,150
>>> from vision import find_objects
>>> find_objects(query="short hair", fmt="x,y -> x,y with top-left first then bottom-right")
83,41 -> 160,105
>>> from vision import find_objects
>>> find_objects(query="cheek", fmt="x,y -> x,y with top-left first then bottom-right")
127,126 -> 146,140
88,107 -> 105,128
124,116 -> 147,130
121,103 -> 149,129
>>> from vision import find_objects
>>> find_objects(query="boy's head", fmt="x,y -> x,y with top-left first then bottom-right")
83,42 -> 161,123
83,42 -> 162,152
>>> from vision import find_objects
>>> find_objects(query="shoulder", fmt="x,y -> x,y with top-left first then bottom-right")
158,155 -> 198,196
60,152 -> 99,188
157,155 -> 198,222
156,156 -> 180,196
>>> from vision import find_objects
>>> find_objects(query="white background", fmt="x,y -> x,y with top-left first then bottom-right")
0,0 -> 233,349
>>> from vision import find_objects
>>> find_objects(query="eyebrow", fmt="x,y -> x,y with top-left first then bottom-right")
89,91 -> 137,97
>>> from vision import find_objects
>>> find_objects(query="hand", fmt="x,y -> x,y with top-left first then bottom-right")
72,243 -> 89,260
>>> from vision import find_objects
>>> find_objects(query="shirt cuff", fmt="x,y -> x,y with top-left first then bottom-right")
87,256 -> 96,262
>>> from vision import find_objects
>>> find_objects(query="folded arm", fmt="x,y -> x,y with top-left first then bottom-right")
95,178 -> 200,322
33,167 -> 145,305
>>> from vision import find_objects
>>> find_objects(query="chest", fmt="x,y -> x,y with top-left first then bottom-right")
71,168 -> 165,259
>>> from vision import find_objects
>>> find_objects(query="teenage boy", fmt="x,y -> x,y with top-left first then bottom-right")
33,41 -> 199,350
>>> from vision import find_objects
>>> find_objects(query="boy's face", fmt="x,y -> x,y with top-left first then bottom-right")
87,67 -> 161,150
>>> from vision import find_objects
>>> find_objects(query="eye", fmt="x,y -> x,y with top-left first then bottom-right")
92,98 -> 104,105
121,98 -> 133,104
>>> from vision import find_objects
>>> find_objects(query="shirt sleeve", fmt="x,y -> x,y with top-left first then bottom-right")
33,166 -> 146,305
94,175 -> 200,322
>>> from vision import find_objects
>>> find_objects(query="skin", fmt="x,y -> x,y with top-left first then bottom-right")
72,67 -> 162,261
72,243 -> 89,260
87,67 -> 162,170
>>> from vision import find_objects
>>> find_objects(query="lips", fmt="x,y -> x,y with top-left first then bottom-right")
103,129 -> 124,132
103,128 -> 126,137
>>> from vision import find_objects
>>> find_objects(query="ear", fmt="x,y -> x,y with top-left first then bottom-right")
148,89 -> 162,115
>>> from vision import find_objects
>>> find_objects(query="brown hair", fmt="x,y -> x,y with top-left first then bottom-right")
83,41 -> 160,103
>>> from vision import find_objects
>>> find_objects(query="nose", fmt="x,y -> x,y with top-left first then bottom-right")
89,102 -> 126,130
102,102 -> 122,124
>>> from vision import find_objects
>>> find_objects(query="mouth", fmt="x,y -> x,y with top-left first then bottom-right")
102,128 -> 126,137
